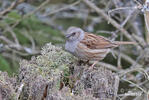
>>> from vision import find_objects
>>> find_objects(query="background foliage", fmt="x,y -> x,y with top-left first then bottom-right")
0,0 -> 144,74
0,0 -> 149,99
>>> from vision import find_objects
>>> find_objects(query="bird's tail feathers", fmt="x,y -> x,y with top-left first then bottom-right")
114,41 -> 136,45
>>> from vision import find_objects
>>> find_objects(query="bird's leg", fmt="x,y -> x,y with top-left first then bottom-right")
89,61 -> 98,70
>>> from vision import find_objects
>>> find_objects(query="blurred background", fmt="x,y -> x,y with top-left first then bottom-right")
0,0 -> 148,76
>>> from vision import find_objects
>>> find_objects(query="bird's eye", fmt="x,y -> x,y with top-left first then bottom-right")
71,32 -> 76,36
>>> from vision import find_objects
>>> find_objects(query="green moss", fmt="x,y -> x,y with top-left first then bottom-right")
0,55 -> 12,74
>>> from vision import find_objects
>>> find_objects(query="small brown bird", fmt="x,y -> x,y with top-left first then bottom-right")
65,26 -> 135,69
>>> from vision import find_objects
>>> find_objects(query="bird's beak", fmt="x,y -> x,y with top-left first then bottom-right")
65,34 -> 71,38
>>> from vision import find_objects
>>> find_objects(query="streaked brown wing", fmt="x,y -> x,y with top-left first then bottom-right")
80,32 -> 117,49
76,42 -> 110,61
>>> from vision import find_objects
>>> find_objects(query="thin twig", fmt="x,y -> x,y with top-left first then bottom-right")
94,61 -> 119,72
0,36 -> 14,44
43,0 -> 81,16
2,52 -> 21,62
121,78 -> 147,94
4,0 -> 51,31
113,50 -> 143,68
23,30 -> 36,51
119,67 -> 147,77
5,23 -> 20,45
108,7 -> 137,16
0,0 -> 25,17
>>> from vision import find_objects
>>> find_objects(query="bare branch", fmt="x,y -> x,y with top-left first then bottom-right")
83,0 -> 138,44
0,0 -> 25,17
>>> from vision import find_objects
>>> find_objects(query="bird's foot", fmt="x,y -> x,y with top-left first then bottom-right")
88,61 -> 98,70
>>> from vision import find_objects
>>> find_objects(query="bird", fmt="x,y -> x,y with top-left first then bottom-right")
65,26 -> 135,69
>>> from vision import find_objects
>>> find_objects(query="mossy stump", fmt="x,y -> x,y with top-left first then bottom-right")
0,43 -> 119,100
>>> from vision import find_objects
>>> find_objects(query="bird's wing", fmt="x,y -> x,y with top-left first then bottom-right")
80,32 -> 117,49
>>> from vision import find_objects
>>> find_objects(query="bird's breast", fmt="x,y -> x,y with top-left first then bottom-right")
65,41 -> 78,54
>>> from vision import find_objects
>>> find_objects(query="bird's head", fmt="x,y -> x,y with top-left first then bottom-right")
65,26 -> 84,42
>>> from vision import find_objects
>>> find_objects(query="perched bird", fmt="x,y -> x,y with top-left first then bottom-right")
65,26 -> 135,69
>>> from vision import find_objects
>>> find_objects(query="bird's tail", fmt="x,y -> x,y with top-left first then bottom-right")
114,41 -> 136,45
